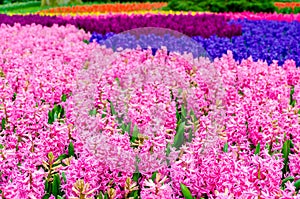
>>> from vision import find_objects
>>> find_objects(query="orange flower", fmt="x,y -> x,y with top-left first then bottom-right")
38,2 -> 167,14
274,2 -> 300,10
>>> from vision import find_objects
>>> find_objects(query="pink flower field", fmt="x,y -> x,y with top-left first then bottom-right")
0,15 -> 300,199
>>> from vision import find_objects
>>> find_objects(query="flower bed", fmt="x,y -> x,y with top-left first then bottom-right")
38,2 -> 167,14
195,19 -> 300,66
0,11 -> 300,199
0,13 -> 242,38
90,18 -> 300,67
222,11 -> 300,22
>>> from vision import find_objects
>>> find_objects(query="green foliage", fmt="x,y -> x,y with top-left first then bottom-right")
52,174 -> 61,197
48,104 -> 65,124
89,108 -> 97,116
173,121 -> 185,149
109,100 -> 117,116
12,92 -> 16,101
282,139 -> 291,176
61,172 -> 67,183
132,172 -> 141,182
81,0 -> 165,3
165,0 -> 277,13
276,7 -> 293,14
0,1 -> 39,12
254,142 -> 260,155
151,171 -> 158,181
295,179 -> 300,191
281,176 -> 300,193
180,183 -> 193,199
131,124 -> 139,143
290,86 -> 297,107
68,141 -> 75,157
0,1 -> 100,13
83,39 -> 90,44
223,142 -> 228,152
294,7 -> 300,13
281,176 -> 294,188
1,118 -> 6,132
61,94 -> 67,102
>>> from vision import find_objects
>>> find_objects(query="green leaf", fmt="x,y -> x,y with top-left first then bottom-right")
1,118 -> 6,130
282,140 -> 291,175
115,77 -> 120,86
120,123 -> 126,133
56,154 -> 68,161
68,142 -> 75,157
132,172 -> 141,182
89,108 -> 97,116
151,171 -> 158,181
57,196 -> 64,199
291,86 -> 295,95
48,110 -> 53,124
12,92 -> 16,101
282,140 -> 291,162
97,192 -> 104,199
102,107 -> 107,118
42,193 -> 51,199
290,86 -> 295,106
173,122 -> 185,149
295,179 -> 300,190
45,181 -> 49,193
53,112 -> 58,121
223,142 -> 229,152
291,100 -> 296,107
61,172 -> 67,183
189,109 -> 195,120
238,90 -> 244,96
104,193 -> 109,199
0,144 -> 3,149
125,122 -> 131,133
254,142 -> 260,155
52,174 -> 61,197
282,176 -> 294,187
134,190 -> 139,198
110,101 -> 116,116
48,105 -> 65,124
61,94 -> 67,102
166,143 -> 171,156
176,102 -> 180,122
181,104 -> 187,119
61,107 -> 65,118
83,39 -> 90,44
128,190 -> 139,199
188,128 -> 193,142
180,183 -> 193,199
131,125 -> 139,142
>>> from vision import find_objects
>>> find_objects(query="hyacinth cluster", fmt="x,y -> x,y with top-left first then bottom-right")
195,19 -> 300,66
0,23 -> 300,198
0,13 -> 242,38
90,19 -> 300,67
89,29 -> 209,58
222,12 -> 300,22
